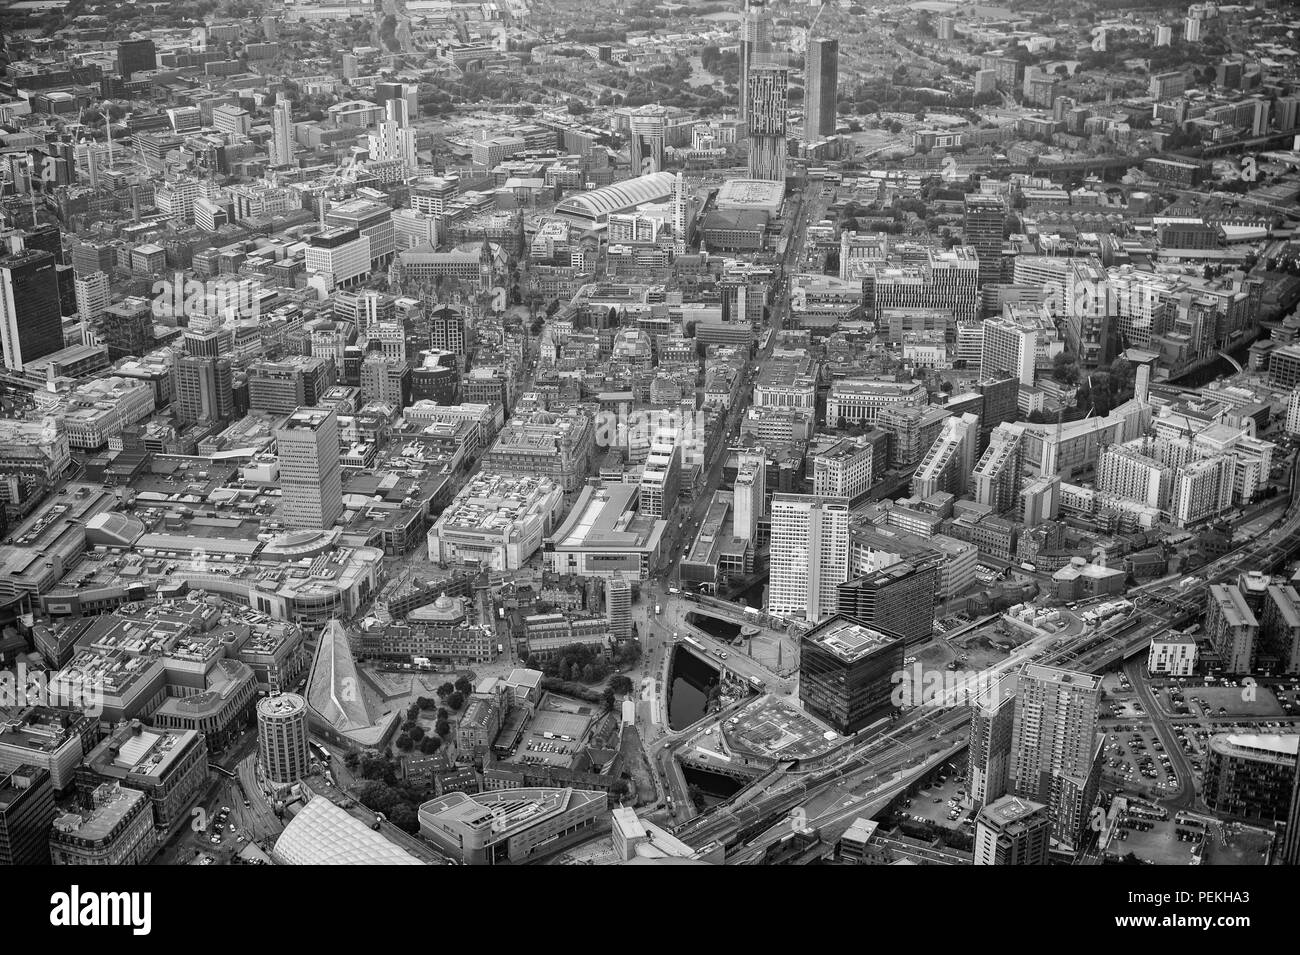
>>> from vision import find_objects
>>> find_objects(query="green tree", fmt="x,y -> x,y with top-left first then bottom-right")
610,675 -> 635,695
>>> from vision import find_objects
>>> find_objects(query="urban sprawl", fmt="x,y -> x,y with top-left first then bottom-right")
0,0 -> 1299,869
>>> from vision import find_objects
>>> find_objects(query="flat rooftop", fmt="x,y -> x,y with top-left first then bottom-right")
724,695 -> 842,762
805,617 -> 899,662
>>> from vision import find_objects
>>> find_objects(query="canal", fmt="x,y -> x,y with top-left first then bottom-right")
666,643 -> 721,731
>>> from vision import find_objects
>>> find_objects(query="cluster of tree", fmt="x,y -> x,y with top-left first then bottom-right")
1052,351 -> 1082,385
534,642 -> 615,683
538,676 -> 616,710
353,779 -> 424,833
562,29 -> 626,44
378,14 -> 400,53
699,45 -> 739,84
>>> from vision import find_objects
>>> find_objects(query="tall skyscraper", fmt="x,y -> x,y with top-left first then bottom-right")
973,795 -> 1051,865
672,172 -> 689,253
24,223 -> 64,266
803,38 -> 838,142
0,249 -> 62,372
739,0 -> 774,121
116,38 -> 157,79
1012,664 -> 1103,851
257,693 -> 311,787
271,97 -> 295,168
606,574 -> 632,641
176,355 -> 234,424
964,194 -> 1006,287
747,62 -> 789,181
968,678 -> 1016,808
799,614 -> 904,734
733,449 -> 766,542
628,105 -> 669,176
1283,746 -> 1300,864
276,407 -> 344,529
981,315 -> 1039,386
836,559 -> 937,644
0,765 -> 54,866
768,493 -> 849,622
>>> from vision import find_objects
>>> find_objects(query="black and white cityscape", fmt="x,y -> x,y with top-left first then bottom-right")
0,0 -> 1297,892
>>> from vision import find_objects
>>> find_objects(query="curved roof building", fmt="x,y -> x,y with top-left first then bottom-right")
305,619 -> 400,749
554,172 -> 676,228
273,796 -> 425,865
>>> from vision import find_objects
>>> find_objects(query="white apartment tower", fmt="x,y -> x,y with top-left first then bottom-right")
768,493 -> 849,623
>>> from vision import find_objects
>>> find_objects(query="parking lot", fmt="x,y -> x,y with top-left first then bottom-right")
898,772 -> 972,831
1099,724 -> 1180,795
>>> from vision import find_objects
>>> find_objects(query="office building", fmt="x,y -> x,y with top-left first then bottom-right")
77,723 -> 209,833
964,195 -> 1005,286
176,355 -> 234,424
0,249 -> 63,371
804,38 -> 838,142
99,298 -> 153,362
248,356 -> 331,415
116,38 -> 156,79
836,559 -> 937,644
257,693 -> 311,787
747,62 -> 789,181
276,407 -> 344,529
49,782 -> 156,865
305,226 -> 371,289
768,493 -> 850,622
325,198 -> 396,270
0,765 -> 54,865
75,271 -> 109,326
428,305 -> 467,362
627,105 -> 669,176
974,795 -> 1051,865
1012,664 -> 1102,851
639,437 -> 681,519
798,614 -> 905,734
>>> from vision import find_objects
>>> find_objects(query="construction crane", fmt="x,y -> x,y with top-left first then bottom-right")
793,0 -> 827,55
314,152 -> 366,228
